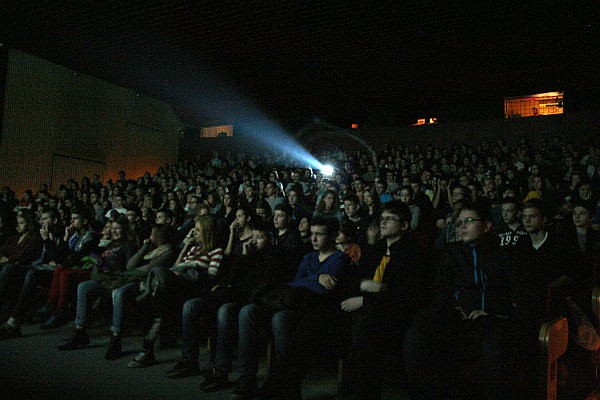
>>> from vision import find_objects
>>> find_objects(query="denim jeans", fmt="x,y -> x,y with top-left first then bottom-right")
0,263 -> 26,313
213,302 -> 243,372
75,280 -> 109,327
12,267 -> 54,322
110,282 -> 138,334
181,297 -> 213,362
75,280 -> 138,332
236,303 -> 301,377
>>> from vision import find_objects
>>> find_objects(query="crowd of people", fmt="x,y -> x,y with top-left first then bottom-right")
0,135 -> 599,399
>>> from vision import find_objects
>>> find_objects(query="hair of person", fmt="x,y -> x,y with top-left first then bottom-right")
310,215 -> 339,236
572,199 -> 595,216
255,199 -> 271,213
194,214 -> 217,252
461,200 -> 493,222
156,208 -> 174,220
400,185 -> 414,195
522,198 -> 547,217
274,202 -> 293,217
41,207 -> 59,220
376,180 -> 388,189
499,197 -> 520,209
151,224 -> 178,246
236,205 -> 254,218
127,206 -> 142,217
299,216 -> 311,229
339,219 -> 358,242
316,189 -> 340,213
112,216 -> 135,243
223,191 -> 237,203
364,186 -> 382,204
381,200 -> 412,225
343,194 -> 360,204
288,183 -> 304,197
70,206 -> 92,224
17,211 -> 37,231
196,202 -> 210,213
468,181 -> 483,191
248,218 -> 272,235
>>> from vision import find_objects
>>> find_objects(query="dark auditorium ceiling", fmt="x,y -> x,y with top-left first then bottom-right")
1,0 -> 597,127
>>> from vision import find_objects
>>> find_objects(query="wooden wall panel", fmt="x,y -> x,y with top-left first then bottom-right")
0,49 -> 181,196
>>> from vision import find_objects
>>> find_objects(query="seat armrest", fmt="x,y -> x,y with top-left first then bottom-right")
592,284 -> 600,326
538,317 -> 569,400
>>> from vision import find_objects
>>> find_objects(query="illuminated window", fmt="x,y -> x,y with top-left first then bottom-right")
351,123 -> 358,129
504,92 -> 563,118
201,125 -> 234,138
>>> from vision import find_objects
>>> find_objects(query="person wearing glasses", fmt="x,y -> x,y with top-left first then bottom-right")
262,201 -> 431,400
404,200 -> 540,399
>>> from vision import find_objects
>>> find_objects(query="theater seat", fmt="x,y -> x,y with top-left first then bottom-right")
538,317 -> 569,400
593,284 -> 600,381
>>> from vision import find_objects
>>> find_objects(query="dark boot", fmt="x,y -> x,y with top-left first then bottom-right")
127,339 -> 156,368
58,328 -> 90,351
104,334 -> 123,360
231,374 -> 257,399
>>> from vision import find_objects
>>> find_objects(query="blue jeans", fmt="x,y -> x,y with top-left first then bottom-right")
12,266 -> 54,322
236,303 -> 301,377
75,280 -> 109,327
213,302 -> 243,372
75,280 -> 138,334
181,297 -> 213,362
110,282 -> 138,334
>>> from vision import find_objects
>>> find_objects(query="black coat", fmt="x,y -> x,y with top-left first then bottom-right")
436,236 -> 541,323
355,233 -> 434,322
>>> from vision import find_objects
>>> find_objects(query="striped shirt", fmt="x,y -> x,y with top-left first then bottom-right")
181,246 -> 224,276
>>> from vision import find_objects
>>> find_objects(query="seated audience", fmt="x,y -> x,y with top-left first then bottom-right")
58,217 -> 137,350
168,219 -> 287,388
226,215 -> 349,398
127,215 -> 224,368
403,201 -> 541,399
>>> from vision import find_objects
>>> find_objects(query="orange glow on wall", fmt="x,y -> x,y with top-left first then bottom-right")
201,125 -> 234,138
351,123 -> 358,129
504,91 -> 564,118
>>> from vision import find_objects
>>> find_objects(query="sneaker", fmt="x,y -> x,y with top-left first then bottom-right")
127,350 -> 156,368
167,359 -> 200,379
230,374 -> 257,399
200,368 -> 230,392
58,329 -> 90,350
40,314 -> 68,330
0,322 -> 21,340
104,335 -> 122,360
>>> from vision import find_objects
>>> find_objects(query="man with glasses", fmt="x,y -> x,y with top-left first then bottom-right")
262,201 -> 431,400
404,201 -> 539,399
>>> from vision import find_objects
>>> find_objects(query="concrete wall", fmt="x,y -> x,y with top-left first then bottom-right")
356,112 -> 598,150
0,49 -> 181,195
182,111 -> 599,166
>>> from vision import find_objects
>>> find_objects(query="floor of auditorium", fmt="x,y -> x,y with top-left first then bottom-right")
3,319 -> 600,400
0,321 -> 409,400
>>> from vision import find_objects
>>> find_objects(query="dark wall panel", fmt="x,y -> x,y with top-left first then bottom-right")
0,49 -> 181,195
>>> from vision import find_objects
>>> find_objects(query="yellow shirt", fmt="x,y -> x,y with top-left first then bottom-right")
372,255 -> 391,283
